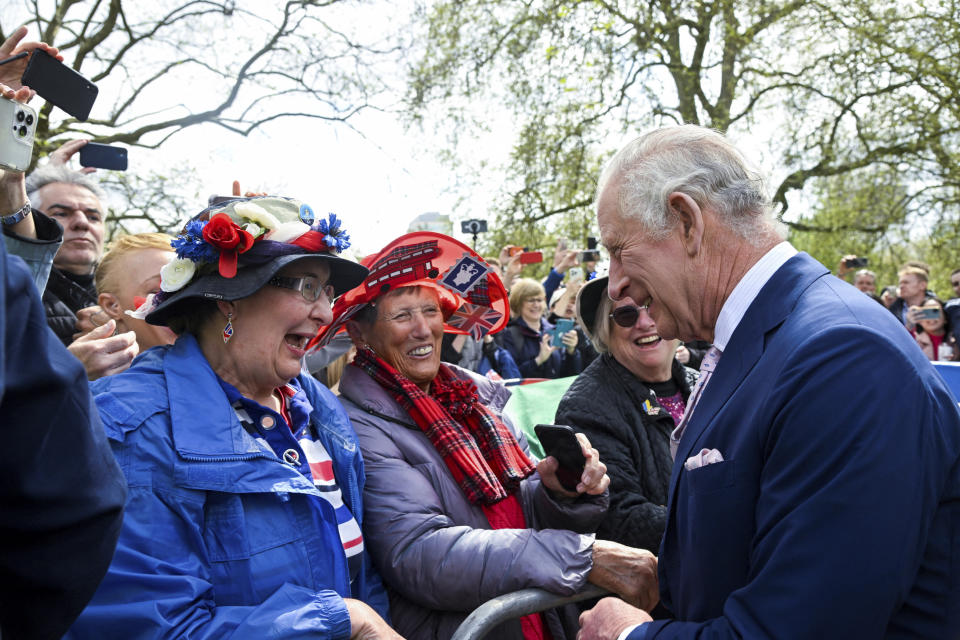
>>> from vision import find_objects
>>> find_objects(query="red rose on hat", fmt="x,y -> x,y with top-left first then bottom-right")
202,212 -> 255,278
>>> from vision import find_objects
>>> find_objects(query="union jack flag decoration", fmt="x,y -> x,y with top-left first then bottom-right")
447,302 -> 503,339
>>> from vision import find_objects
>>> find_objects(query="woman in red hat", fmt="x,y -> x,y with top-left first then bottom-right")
319,232 -> 659,640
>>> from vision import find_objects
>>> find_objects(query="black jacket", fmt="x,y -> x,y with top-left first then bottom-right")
42,268 -> 97,346
555,354 -> 696,552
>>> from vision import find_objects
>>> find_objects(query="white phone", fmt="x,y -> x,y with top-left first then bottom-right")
567,266 -> 584,285
0,97 -> 37,172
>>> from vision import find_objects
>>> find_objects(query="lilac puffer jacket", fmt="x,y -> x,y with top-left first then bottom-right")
339,363 -> 608,640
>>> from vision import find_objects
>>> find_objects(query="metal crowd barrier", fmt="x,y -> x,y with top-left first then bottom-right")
451,584 -> 610,640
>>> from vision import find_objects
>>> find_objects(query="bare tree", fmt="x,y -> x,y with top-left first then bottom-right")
5,0 -> 396,159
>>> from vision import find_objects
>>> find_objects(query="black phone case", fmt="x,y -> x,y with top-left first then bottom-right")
79,143 -> 128,170
534,424 -> 585,491
21,50 -> 98,121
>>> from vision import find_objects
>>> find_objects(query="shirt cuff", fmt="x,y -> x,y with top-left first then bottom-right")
617,623 -> 648,640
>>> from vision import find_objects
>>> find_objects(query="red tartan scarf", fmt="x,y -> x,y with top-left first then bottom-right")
352,345 -> 535,505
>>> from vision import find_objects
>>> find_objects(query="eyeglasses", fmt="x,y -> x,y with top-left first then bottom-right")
609,304 -> 648,327
269,275 -> 335,303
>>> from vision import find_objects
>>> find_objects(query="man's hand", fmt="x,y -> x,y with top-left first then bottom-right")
553,242 -> 578,274
345,598 -> 405,639
67,320 -> 139,381
0,26 -> 62,94
587,540 -> 659,612
577,597 -> 653,640
49,139 -> 97,174
73,305 -> 109,339
538,432 -> 609,497
836,255 -> 858,278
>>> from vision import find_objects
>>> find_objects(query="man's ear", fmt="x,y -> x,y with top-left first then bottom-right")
98,292 -> 124,319
667,192 -> 704,257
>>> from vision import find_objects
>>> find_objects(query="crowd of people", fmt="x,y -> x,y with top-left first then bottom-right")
837,256 -> 960,361
2,27 -> 959,640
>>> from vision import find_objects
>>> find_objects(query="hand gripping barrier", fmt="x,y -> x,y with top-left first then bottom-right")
450,584 -> 610,640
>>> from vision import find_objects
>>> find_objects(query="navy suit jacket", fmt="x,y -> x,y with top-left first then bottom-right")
633,253 -> 960,639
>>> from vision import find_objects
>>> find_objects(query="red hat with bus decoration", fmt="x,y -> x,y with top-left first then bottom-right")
308,231 -> 509,349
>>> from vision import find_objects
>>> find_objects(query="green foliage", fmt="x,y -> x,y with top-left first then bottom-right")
409,0 -> 960,267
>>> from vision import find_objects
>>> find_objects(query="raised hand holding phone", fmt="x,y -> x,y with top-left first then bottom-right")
0,26 -> 62,95
534,425 -> 609,495
551,317 -> 575,347
0,96 -> 37,172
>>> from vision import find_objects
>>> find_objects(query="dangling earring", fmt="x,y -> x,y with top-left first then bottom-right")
222,312 -> 234,344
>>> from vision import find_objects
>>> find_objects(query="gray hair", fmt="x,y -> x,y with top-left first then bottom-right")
596,125 -> 783,245
583,293 -> 614,355
854,269 -> 876,282
26,163 -> 105,209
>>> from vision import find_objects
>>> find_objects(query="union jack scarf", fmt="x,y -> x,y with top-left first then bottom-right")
352,345 -> 535,505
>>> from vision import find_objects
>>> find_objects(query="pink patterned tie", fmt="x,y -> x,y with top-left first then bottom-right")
670,346 -> 722,459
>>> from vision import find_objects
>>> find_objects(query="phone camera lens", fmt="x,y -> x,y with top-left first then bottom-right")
25,114 -> 33,125
18,125 -> 27,137
15,110 -> 24,122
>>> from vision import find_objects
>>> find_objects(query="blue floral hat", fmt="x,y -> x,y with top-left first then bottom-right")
132,196 -> 368,327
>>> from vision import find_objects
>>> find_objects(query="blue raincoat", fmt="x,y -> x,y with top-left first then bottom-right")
66,334 -> 389,639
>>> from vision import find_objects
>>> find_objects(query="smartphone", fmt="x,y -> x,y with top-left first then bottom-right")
0,97 -> 37,172
567,267 -> 584,285
21,49 -> 98,121
551,317 -> 575,346
578,249 -> 600,263
845,257 -> 868,268
519,250 -> 542,264
917,307 -> 941,320
534,424 -> 586,491
79,142 -> 128,170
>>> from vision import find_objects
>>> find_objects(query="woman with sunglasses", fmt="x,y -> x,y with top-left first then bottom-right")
554,276 -> 698,553
66,197 -> 401,639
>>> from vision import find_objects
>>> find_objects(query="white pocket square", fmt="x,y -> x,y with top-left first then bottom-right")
684,448 -> 724,471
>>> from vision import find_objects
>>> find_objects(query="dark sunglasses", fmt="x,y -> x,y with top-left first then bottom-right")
609,304 -> 648,327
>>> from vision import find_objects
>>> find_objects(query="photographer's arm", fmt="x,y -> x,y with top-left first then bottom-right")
0,83 -> 61,292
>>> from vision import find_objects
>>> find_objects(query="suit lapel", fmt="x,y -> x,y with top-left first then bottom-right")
666,253 -> 829,500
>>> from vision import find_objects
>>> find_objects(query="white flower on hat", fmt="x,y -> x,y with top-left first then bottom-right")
267,220 -> 310,244
234,202 -> 281,231
243,222 -> 262,238
160,257 -> 197,292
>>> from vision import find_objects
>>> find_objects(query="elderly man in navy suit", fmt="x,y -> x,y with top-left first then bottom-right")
578,125 -> 960,640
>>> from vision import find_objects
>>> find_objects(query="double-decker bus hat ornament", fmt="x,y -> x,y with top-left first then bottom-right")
309,231 -> 509,349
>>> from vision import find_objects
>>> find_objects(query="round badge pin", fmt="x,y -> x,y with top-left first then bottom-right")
299,204 -> 315,225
